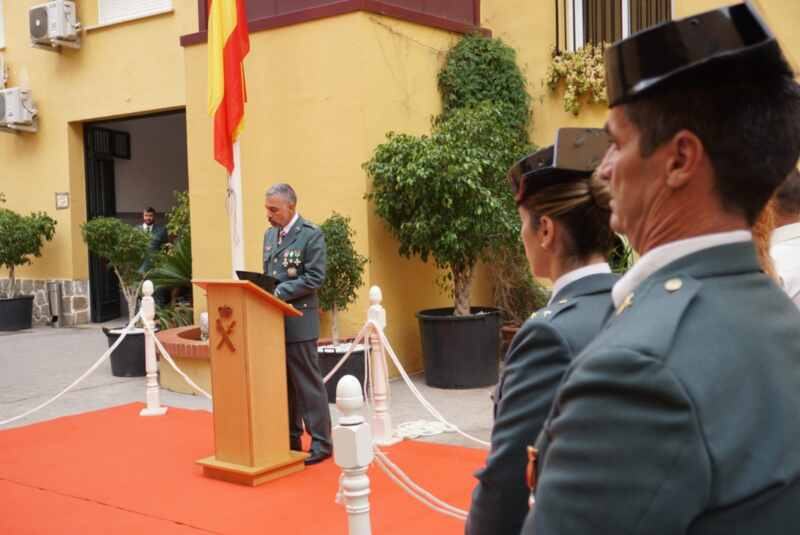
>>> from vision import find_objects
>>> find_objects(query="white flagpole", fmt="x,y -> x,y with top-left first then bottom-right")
227,140 -> 246,278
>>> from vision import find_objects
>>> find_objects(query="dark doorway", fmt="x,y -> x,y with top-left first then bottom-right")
84,126 -> 130,322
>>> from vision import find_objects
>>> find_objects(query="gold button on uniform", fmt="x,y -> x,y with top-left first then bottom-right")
665,278 -> 683,292
616,293 -> 634,315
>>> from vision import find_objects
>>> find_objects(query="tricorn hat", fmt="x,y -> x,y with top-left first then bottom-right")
509,128 -> 611,203
604,2 -> 793,107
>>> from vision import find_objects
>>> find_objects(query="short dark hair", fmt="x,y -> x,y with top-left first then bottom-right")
775,168 -> 800,216
144,207 -> 156,214
623,75 -> 800,225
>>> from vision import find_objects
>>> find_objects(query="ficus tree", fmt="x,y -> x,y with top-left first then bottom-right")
365,33 -> 534,317
365,102 -> 529,316
0,207 -> 57,299
81,217 -> 151,320
318,212 -> 368,346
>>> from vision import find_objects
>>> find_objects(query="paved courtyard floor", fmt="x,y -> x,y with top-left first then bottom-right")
0,324 -> 494,449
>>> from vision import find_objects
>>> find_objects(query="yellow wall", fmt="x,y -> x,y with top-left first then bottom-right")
0,0 -> 194,280
185,12 -> 493,374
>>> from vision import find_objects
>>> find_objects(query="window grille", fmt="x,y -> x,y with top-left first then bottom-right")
98,0 -> 172,26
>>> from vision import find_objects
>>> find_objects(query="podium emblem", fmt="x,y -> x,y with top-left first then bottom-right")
216,306 -> 237,352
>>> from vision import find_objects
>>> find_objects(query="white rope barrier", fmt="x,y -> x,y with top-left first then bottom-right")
321,323 -> 372,385
367,319 -> 491,448
0,311 -> 144,427
143,322 -> 213,400
373,445 -> 468,520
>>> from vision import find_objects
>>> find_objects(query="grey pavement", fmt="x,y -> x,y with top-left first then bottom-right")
0,324 -> 493,450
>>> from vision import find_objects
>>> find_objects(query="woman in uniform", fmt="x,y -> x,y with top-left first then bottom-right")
467,128 -> 620,535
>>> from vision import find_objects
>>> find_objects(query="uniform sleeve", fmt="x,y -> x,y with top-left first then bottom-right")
522,348 -> 711,534
467,322 -> 572,535
275,228 -> 326,302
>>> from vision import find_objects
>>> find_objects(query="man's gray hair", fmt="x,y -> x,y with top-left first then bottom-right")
266,183 -> 297,204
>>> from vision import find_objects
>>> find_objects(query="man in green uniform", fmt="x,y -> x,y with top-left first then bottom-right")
263,183 -> 332,465
523,3 -> 800,533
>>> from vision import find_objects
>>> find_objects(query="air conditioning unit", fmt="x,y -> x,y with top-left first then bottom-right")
29,1 -> 81,50
0,88 -> 38,133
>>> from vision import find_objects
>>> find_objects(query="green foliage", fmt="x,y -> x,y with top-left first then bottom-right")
365,33 -> 533,315
438,33 -> 531,132
166,191 -> 190,242
609,234 -> 637,274
545,43 -> 607,115
149,237 -> 192,293
82,217 -> 151,318
365,102 -> 530,312
0,208 -> 57,298
491,241 -> 551,326
156,302 -> 194,331
319,213 -> 368,313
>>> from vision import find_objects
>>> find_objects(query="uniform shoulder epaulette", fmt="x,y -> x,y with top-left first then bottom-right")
530,298 -> 576,322
610,275 -> 702,357
303,221 -> 318,230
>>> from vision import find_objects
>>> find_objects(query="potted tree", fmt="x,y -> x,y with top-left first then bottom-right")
0,203 -> 57,331
317,212 -> 368,402
81,217 -> 151,376
365,34 -> 531,389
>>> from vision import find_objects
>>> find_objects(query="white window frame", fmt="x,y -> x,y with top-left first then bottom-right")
96,0 -> 173,28
567,0 -> 670,52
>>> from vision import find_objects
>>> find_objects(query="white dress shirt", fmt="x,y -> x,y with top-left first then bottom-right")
612,230 -> 752,308
548,262 -> 612,306
771,222 -> 800,307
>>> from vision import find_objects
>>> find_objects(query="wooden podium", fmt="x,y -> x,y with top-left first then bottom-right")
193,280 -> 307,486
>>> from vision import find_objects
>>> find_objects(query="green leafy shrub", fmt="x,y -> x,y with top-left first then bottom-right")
149,236 -> 192,301
156,302 -> 194,330
319,213 -> 368,345
438,33 -> 531,133
0,207 -> 57,298
491,241 -> 550,326
165,190 -> 190,242
365,102 -> 530,316
82,217 -> 151,319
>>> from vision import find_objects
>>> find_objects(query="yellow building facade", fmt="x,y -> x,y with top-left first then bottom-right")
1,1 -> 798,371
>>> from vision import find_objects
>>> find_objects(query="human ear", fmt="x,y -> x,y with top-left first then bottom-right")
665,130 -> 704,189
539,216 -> 555,249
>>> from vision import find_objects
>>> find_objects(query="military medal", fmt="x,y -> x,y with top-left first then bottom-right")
287,267 -> 298,278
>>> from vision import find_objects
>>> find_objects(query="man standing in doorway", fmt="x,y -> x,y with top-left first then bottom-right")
141,207 -> 168,254
263,183 -> 332,465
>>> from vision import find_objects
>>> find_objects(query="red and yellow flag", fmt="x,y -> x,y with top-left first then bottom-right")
207,0 -> 250,174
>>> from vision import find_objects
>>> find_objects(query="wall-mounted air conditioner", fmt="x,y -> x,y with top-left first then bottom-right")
0,88 -> 38,133
30,0 -> 81,50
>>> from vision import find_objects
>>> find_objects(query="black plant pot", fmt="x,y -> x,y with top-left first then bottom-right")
416,307 -> 501,389
0,295 -> 35,331
103,327 -> 146,377
317,345 -> 366,403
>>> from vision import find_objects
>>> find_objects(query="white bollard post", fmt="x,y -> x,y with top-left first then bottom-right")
368,286 -> 400,446
334,375 -> 374,535
140,281 -> 167,417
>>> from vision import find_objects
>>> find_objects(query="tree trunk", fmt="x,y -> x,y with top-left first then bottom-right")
114,268 -> 138,322
7,264 -> 16,298
331,303 -> 339,347
452,263 -> 474,316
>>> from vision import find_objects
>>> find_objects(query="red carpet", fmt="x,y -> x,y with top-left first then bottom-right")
0,404 -> 486,534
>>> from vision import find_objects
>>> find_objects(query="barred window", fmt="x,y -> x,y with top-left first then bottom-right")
557,0 -> 672,52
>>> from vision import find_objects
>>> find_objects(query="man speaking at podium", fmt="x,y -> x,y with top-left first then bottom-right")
263,183 -> 332,465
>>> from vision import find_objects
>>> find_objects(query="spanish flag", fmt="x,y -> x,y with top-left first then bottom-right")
207,0 -> 250,174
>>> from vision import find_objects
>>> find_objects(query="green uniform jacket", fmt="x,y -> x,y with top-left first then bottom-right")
262,215 -> 326,343
524,242 -> 800,534
466,273 -> 618,535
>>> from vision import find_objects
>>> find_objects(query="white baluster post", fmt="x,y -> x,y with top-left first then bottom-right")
333,375 -> 374,535
140,281 -> 167,417
368,286 -> 400,445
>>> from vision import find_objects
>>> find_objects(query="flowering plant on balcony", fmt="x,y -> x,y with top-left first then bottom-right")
545,43 -> 607,115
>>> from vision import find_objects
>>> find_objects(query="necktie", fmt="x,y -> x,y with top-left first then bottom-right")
278,228 -> 286,245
